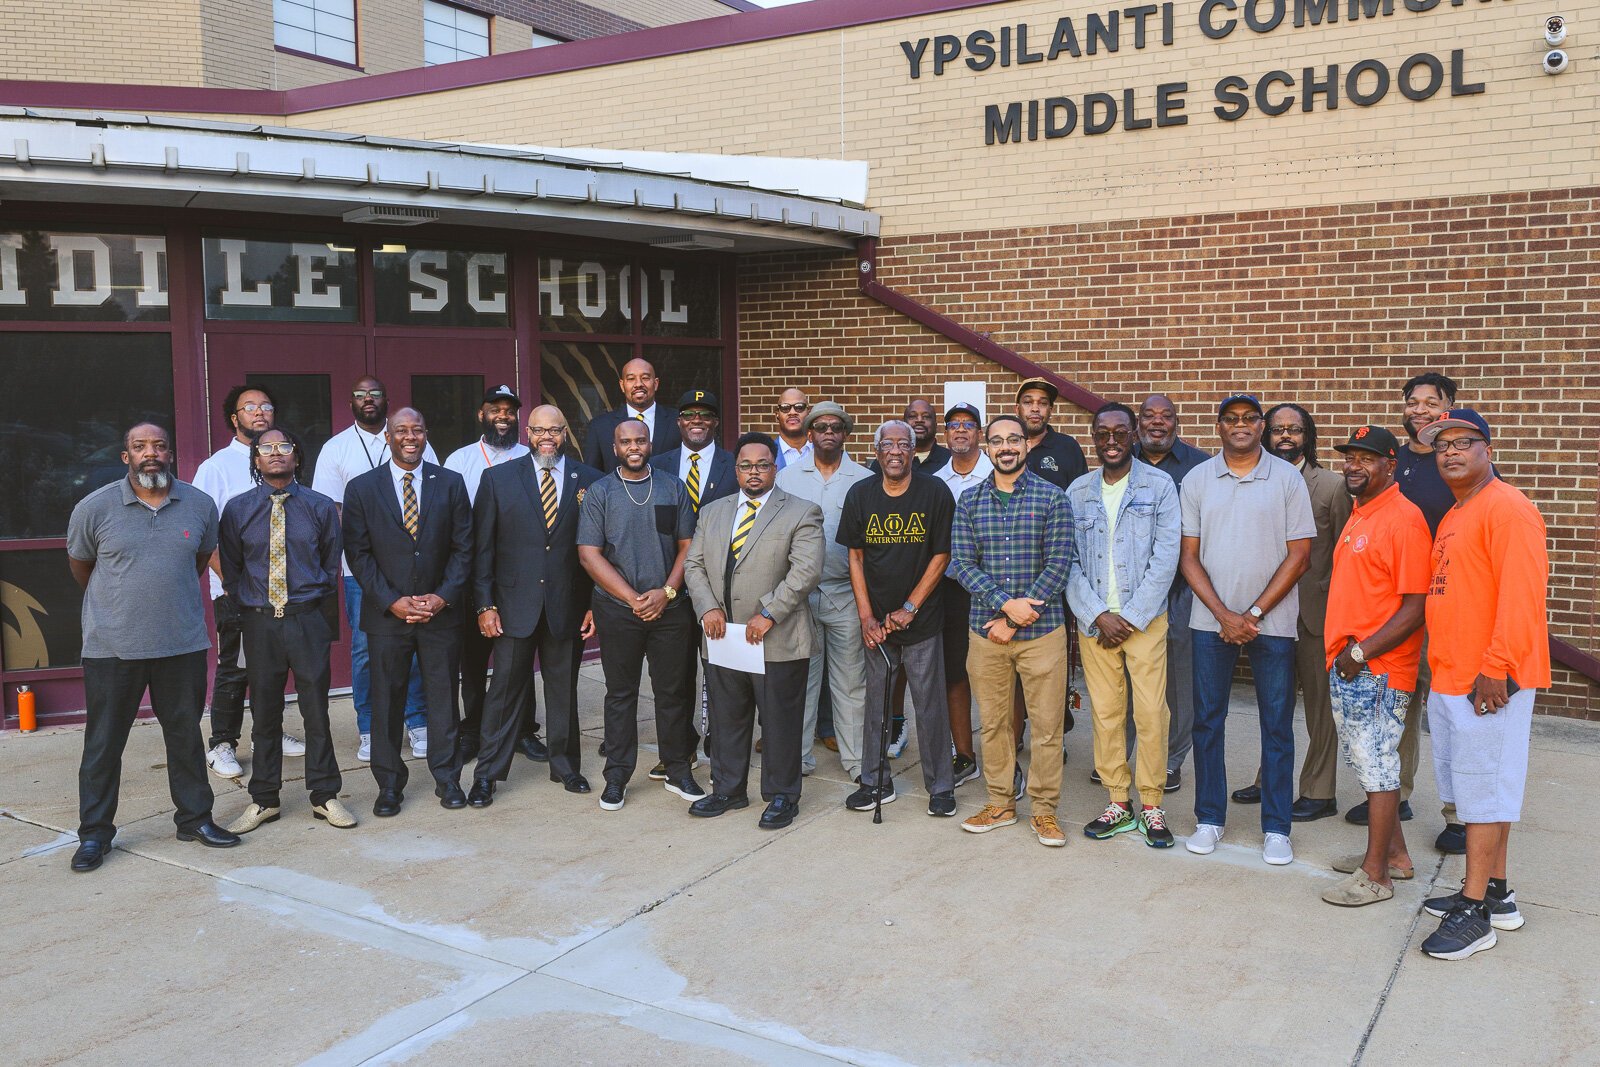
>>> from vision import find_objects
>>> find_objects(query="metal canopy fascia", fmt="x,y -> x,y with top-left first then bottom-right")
0,111 -> 880,251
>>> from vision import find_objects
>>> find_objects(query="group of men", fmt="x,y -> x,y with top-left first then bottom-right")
66,361 -> 1548,964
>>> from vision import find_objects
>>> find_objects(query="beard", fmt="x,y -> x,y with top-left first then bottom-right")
532,450 -> 560,470
1273,443 -> 1304,465
135,469 -> 171,490
482,418 -> 518,450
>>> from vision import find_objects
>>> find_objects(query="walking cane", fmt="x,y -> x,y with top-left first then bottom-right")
874,642 -> 895,824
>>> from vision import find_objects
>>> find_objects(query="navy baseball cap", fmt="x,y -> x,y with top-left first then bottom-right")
1418,408 -> 1492,447
1216,393 -> 1262,418
482,384 -> 520,407
1333,425 -> 1400,458
677,389 -> 719,415
944,402 -> 982,423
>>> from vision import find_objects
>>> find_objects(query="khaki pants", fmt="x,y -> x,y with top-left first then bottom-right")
967,625 -> 1068,815
1081,613 -> 1170,808
1295,617 -> 1338,801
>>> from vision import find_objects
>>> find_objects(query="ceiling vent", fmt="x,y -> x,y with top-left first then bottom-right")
341,205 -> 439,226
649,233 -> 737,251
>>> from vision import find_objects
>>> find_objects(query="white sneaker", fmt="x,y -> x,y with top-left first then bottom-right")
408,727 -> 428,759
206,742 -> 243,779
1263,832 -> 1295,866
1186,823 -> 1224,855
357,733 -> 372,762
887,720 -> 910,759
281,732 -> 306,757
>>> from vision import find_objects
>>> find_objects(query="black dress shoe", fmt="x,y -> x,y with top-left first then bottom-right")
1291,796 -> 1338,822
70,839 -> 106,872
177,819 -> 242,848
1231,784 -> 1262,804
1435,822 -> 1467,854
551,772 -> 591,794
467,779 -> 496,808
516,735 -> 550,762
1345,800 -> 1415,826
690,793 -> 749,818
435,782 -> 467,809
373,789 -> 404,817
758,795 -> 799,830
1164,768 -> 1182,793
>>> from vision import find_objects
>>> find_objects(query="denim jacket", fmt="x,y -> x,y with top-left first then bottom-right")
1065,462 -> 1181,636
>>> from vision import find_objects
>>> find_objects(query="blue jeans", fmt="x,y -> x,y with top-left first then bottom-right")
344,576 -> 426,734
1192,629 -> 1296,836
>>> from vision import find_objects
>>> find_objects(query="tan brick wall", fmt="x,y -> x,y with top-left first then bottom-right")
738,188 -> 1600,718
598,0 -> 738,25
0,0 -> 204,85
497,19 -> 535,53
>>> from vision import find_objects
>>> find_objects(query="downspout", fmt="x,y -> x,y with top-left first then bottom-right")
853,238 -> 1600,691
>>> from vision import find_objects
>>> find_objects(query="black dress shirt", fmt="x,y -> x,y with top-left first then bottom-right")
219,480 -> 342,608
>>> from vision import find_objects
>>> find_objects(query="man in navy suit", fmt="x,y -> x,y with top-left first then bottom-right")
651,390 -> 736,769
582,357 -> 681,472
471,404 -> 603,805
341,408 -> 474,816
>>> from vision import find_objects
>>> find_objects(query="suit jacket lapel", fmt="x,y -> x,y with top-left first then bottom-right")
379,468 -> 406,530
512,454 -> 542,526
414,464 -> 439,539
554,466 -> 582,529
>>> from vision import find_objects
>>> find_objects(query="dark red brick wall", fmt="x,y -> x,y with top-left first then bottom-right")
453,0 -> 645,41
737,187 -> 1600,718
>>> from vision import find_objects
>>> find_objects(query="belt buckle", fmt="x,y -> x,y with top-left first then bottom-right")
273,605 -> 284,619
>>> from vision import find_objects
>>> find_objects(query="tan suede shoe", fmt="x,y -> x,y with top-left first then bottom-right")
311,797 -> 358,829
226,803 -> 279,835
1322,870 -> 1395,907
961,805 -> 1017,834
1331,854 -> 1414,880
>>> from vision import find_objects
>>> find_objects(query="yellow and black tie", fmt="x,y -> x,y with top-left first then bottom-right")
686,453 -> 701,511
730,499 -> 760,561
540,467 -> 558,530
401,471 -> 419,538
268,490 -> 288,618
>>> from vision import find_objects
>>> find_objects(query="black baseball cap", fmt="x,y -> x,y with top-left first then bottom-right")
1216,393 -> 1263,417
482,384 -> 520,407
1418,408 -> 1492,447
944,402 -> 982,424
1333,425 -> 1400,458
677,389 -> 719,415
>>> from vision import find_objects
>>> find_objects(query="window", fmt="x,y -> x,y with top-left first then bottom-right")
529,31 -> 563,49
423,1 -> 490,66
274,0 -> 357,66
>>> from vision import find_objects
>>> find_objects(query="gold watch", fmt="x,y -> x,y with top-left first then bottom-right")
662,586 -> 678,601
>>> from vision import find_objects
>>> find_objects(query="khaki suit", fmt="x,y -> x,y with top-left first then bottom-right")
1295,463 -> 1351,800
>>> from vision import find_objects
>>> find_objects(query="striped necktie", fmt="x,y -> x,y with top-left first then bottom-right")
401,471 -> 419,538
730,498 -> 760,561
268,490 -> 288,618
686,453 -> 701,511
540,467 -> 558,530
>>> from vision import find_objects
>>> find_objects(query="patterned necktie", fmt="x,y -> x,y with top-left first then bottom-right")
540,467 -> 558,530
730,499 -> 761,560
686,453 -> 702,511
401,471 -> 419,538
268,490 -> 288,618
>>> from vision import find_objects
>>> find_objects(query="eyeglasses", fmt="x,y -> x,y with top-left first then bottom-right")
810,422 -> 845,434
945,420 -> 979,431
987,434 -> 1027,448
237,402 -> 275,414
351,389 -> 385,400
736,461 -> 775,473
875,440 -> 913,453
1269,425 -> 1305,436
255,441 -> 295,456
778,402 -> 810,414
1219,414 -> 1263,427
680,410 -> 717,421
1092,429 -> 1132,443
528,426 -> 566,438
1434,436 -> 1487,455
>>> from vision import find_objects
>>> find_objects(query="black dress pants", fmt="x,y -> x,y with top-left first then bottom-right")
79,650 -> 214,845
460,615 -> 538,752
206,593 -> 250,748
593,597 -> 694,786
475,617 -> 583,783
706,658 -> 809,802
371,618 -> 463,793
240,605 -> 341,808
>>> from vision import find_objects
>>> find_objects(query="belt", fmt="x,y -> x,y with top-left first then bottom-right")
244,600 -> 322,619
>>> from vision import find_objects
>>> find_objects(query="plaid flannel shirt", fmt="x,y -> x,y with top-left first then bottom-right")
950,468 -> 1074,640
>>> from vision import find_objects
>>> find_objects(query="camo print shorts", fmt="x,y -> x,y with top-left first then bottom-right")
1329,668 -> 1411,794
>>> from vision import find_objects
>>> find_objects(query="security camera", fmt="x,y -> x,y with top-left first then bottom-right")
1543,49 -> 1569,74
1544,15 -> 1566,46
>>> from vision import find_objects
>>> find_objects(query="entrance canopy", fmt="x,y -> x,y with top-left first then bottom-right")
0,109 -> 878,252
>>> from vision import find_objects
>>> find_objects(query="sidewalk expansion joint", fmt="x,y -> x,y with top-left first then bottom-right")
1351,850 -> 1449,1065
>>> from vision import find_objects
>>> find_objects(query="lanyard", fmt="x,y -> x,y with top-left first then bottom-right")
358,427 -> 388,470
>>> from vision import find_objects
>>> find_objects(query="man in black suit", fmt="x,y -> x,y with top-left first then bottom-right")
472,403 -> 602,806
650,389 -> 736,769
582,357 -> 680,472
341,407 -> 474,816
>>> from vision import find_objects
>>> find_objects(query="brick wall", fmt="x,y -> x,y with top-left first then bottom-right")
462,0 -> 644,40
0,0 -> 204,85
738,187 -> 1600,719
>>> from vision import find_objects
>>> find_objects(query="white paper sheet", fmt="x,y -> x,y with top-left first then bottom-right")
706,623 -> 766,675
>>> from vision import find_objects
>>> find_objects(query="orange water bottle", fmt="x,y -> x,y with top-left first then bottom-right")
16,684 -> 36,732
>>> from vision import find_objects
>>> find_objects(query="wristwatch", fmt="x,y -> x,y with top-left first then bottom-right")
759,608 -> 775,621
1247,605 -> 1264,621
1349,642 -> 1367,664
662,586 -> 678,601
477,605 -> 498,615
902,600 -> 918,615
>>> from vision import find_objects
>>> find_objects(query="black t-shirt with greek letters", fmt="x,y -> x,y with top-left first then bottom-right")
836,472 -> 954,646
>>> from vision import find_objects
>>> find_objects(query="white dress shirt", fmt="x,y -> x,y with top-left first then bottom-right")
312,422 -> 437,575
443,437 -> 530,503
192,436 -> 258,599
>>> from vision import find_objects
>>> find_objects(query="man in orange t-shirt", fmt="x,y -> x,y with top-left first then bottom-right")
1416,409 -> 1550,962
1319,426 -> 1431,909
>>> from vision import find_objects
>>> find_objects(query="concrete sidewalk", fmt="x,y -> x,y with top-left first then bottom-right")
3,668 -> 1597,1066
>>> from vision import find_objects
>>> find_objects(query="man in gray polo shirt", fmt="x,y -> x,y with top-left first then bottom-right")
65,422 -> 241,872
1179,395 -> 1314,866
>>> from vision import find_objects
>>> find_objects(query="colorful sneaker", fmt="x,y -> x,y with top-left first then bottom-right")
1422,902 -> 1497,960
952,754 -> 980,787
1425,883 -> 1525,931
961,805 -> 1017,834
1032,814 -> 1067,847
1084,802 -> 1136,840
1138,806 -> 1175,848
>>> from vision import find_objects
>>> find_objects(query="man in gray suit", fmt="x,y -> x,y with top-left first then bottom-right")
684,432 -> 825,830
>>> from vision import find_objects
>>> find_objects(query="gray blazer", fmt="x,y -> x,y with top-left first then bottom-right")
684,487 -> 824,663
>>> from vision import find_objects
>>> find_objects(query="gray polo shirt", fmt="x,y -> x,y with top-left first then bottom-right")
1180,451 -> 1315,640
66,478 -> 218,660
577,469 -> 696,610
